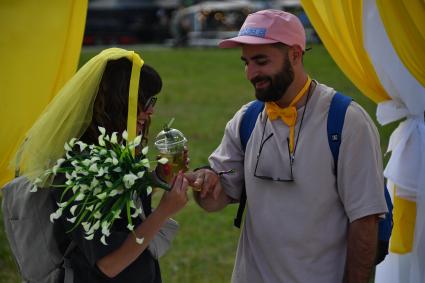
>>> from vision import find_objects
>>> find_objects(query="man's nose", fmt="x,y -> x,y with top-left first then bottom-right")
245,64 -> 258,81
145,105 -> 154,115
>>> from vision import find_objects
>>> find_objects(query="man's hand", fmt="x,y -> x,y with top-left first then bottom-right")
185,169 -> 230,212
185,168 -> 222,200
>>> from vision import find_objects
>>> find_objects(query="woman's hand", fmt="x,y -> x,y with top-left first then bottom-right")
157,171 -> 189,217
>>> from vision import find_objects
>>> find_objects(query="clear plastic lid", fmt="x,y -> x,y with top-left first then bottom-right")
154,127 -> 187,154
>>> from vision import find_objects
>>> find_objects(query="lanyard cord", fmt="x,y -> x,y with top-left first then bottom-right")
292,80 -> 315,160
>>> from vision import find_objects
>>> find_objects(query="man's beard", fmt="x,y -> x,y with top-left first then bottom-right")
251,55 -> 294,102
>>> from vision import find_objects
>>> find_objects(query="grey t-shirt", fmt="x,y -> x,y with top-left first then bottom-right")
209,82 -> 388,283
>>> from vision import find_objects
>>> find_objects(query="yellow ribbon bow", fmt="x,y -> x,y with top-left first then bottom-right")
265,77 -> 312,153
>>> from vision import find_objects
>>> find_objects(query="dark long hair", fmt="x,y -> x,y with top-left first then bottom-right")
81,58 -> 162,145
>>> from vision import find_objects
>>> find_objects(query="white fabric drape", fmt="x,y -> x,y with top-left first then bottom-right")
363,1 -> 425,282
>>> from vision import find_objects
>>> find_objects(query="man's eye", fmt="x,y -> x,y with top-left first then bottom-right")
257,60 -> 268,66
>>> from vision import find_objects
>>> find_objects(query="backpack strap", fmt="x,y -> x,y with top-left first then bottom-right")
327,92 -> 393,265
240,100 -> 265,151
235,101 -> 264,228
327,92 -> 352,174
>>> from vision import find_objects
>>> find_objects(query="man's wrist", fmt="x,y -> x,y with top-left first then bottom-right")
194,165 -> 216,173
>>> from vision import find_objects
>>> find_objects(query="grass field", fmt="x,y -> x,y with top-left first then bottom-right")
0,44 -> 396,282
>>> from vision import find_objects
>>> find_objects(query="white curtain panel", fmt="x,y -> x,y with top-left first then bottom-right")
363,0 -> 425,282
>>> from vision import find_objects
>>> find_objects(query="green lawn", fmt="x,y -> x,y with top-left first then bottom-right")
0,44 -> 396,282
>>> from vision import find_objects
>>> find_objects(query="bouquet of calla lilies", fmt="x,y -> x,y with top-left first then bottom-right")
32,127 -> 168,245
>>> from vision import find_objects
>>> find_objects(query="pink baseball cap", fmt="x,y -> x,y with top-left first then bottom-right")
218,9 -> 306,51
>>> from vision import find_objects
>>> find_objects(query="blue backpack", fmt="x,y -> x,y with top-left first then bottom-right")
237,92 -> 393,265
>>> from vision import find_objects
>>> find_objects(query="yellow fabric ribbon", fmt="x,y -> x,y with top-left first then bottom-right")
126,52 -> 144,157
265,77 -> 312,152
390,191 -> 417,254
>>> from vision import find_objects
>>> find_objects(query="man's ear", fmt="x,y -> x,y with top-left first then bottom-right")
290,45 -> 303,65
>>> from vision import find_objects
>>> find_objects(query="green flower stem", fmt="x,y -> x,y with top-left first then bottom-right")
67,208 -> 89,233
103,195 -> 127,230
126,199 -> 133,231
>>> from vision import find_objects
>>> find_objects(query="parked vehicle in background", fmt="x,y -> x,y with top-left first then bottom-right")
83,0 -> 178,45
170,0 -> 318,47
171,1 -> 260,47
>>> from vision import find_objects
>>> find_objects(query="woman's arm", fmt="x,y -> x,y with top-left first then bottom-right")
96,172 -> 189,278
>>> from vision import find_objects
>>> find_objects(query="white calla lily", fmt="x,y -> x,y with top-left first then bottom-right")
76,141 -> 88,152
57,202 -> 67,208
102,225 -> 110,237
80,184 -> 89,192
123,173 -> 138,188
82,222 -> 91,232
141,158 -> 150,168
129,200 -> 136,209
75,193 -> 85,201
101,235 -> 108,245
131,207 -> 142,218
96,192 -> 107,200
97,167 -> 105,176
70,205 -> 78,216
133,135 -> 142,147
72,185 -> 79,194
64,142 -> 72,152
94,211 -> 102,219
113,210 -> 121,219
69,138 -> 77,147
85,233 -> 94,240
67,217 -> 77,223
49,208 -> 63,223
91,178 -> 99,188
93,187 -> 102,195
89,163 -> 98,173
122,130 -> 128,141
82,159 -> 91,167
98,127 -> 106,136
88,221 -> 100,234
110,132 -> 118,144
157,157 -> 168,165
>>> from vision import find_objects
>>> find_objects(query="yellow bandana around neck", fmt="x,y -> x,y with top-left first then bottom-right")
265,77 -> 312,153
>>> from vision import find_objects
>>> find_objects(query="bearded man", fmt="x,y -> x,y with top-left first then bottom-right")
185,10 -> 388,283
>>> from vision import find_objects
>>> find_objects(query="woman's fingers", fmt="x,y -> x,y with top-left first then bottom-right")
172,171 -> 184,193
